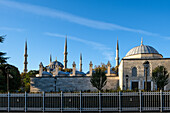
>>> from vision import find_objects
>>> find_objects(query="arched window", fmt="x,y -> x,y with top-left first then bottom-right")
132,67 -> 137,77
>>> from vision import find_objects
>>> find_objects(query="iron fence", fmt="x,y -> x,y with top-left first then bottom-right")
0,90 -> 169,112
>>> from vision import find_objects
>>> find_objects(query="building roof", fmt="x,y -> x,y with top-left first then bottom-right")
126,44 -> 160,57
58,71 -> 70,75
70,71 -> 86,75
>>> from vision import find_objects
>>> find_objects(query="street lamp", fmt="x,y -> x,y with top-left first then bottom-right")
143,61 -> 149,91
125,75 -> 129,90
5,65 -> 11,92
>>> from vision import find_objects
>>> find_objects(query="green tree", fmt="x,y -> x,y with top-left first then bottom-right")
90,68 -> 107,91
94,63 -> 107,71
0,35 -> 8,64
21,70 -> 39,92
0,64 -> 21,92
152,66 -> 169,90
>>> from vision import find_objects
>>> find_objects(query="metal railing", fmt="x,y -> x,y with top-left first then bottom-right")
0,90 -> 170,112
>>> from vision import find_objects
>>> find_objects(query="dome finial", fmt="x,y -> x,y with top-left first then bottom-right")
141,37 -> 143,45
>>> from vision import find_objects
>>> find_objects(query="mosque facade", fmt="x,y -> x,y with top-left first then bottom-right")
26,37 -> 170,92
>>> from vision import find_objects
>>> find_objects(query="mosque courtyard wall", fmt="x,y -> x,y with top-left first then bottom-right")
30,76 -> 119,92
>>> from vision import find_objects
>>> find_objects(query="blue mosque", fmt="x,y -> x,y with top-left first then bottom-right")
23,37 -> 170,92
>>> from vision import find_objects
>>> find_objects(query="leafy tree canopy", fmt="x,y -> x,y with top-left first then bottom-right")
94,63 -> 107,71
0,64 -> 21,92
94,62 -> 117,75
0,35 -> 8,64
90,68 -> 107,91
20,70 -> 39,92
152,66 -> 169,90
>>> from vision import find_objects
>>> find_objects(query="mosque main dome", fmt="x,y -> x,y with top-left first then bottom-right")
124,40 -> 162,59
126,45 -> 159,56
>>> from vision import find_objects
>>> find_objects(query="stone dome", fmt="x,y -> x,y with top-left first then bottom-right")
36,71 -> 53,77
48,60 -> 64,69
126,45 -> 159,57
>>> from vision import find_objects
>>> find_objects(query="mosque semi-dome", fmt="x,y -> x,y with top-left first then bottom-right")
124,40 -> 163,59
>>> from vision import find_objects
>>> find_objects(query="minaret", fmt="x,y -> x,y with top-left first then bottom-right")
79,53 -> 82,72
50,54 -> 52,63
115,37 -> 119,67
72,61 -> 76,76
39,62 -> 43,77
141,37 -> 143,45
107,61 -> 111,76
63,35 -> 68,69
23,40 -> 28,73
88,61 -> 93,76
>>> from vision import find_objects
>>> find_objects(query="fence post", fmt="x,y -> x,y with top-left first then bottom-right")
160,90 -> 163,112
139,90 -> 142,112
119,91 -> 121,112
8,92 -> 10,112
80,91 -> 82,113
25,91 -> 27,112
42,91 -> 45,112
99,91 -> 101,113
61,91 -> 63,113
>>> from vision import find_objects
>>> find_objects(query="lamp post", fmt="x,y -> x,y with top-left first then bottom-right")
125,75 -> 129,90
143,61 -> 149,91
5,65 -> 11,92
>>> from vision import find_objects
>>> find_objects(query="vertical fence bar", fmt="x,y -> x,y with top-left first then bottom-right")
160,90 -> 163,112
8,92 -> 10,112
99,91 -> 101,113
139,90 -> 142,112
61,91 -> 63,113
25,91 -> 27,112
119,91 -> 121,112
42,92 -> 45,112
80,91 -> 81,113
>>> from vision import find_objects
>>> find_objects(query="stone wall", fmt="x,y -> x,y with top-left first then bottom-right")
30,76 -> 119,92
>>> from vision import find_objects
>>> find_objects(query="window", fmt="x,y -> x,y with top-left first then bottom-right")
132,67 -> 137,77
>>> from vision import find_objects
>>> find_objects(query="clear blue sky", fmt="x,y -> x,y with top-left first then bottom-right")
0,0 -> 170,73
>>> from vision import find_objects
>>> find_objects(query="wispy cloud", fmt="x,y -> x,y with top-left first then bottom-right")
0,27 -> 25,32
0,0 -> 169,39
45,32 -> 114,61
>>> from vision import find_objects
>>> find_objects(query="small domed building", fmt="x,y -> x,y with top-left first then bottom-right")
119,39 -> 170,90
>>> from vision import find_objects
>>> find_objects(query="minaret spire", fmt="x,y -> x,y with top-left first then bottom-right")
23,40 -> 28,73
141,37 -> 143,45
79,53 -> 82,72
50,54 -> 52,63
115,37 -> 119,67
64,35 -> 68,69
